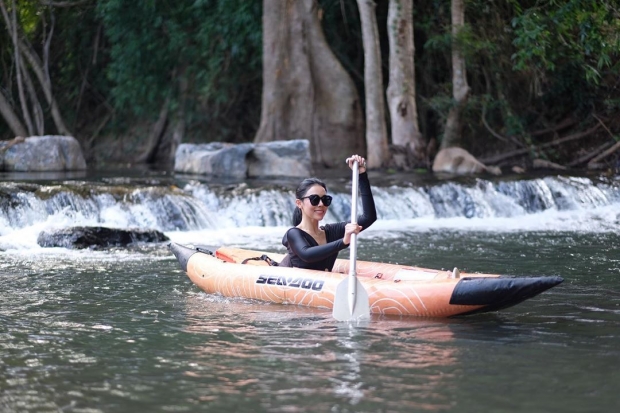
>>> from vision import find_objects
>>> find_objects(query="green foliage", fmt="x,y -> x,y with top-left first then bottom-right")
96,0 -> 262,126
49,4 -> 111,129
96,0 -> 184,115
0,1 -> 106,136
423,32 -> 451,52
1,0 -> 262,143
405,0 -> 620,155
15,0 -> 39,37
511,0 -> 620,84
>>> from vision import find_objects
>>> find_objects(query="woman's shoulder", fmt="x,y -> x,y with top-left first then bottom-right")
283,226 -> 301,243
284,227 -> 300,239
285,227 -> 311,240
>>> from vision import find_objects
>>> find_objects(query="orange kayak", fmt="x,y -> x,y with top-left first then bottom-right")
169,243 -> 563,317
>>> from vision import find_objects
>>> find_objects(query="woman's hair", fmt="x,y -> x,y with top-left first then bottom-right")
292,178 -> 327,226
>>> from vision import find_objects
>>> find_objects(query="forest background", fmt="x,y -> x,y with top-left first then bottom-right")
1,0 -> 619,172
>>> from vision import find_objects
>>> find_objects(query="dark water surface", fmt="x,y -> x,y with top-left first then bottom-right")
2,230 -> 619,412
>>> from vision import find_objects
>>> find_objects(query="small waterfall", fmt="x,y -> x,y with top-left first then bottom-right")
1,175 -> 619,240
422,176 -> 618,220
495,176 -> 614,213
0,183 -> 216,235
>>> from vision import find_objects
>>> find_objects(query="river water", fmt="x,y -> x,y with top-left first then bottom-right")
1,168 -> 619,412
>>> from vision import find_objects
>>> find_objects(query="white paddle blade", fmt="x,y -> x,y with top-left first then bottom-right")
332,275 -> 371,321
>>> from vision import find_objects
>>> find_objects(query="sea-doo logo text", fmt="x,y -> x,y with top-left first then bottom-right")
256,275 -> 324,291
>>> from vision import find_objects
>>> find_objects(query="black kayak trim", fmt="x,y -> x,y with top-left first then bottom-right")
168,242 -> 214,272
449,275 -> 564,315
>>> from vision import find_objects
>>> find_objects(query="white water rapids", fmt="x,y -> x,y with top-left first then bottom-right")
0,174 -> 618,252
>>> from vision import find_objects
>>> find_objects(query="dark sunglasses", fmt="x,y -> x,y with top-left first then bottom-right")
300,194 -> 333,207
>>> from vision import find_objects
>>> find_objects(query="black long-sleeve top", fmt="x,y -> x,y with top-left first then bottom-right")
280,172 -> 377,271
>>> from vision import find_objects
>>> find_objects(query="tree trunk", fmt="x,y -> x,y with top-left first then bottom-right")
21,63 -> 44,135
0,0 -> 72,137
135,96 -> 169,164
254,0 -> 364,168
0,89 -> 27,137
357,0 -> 389,168
155,74 -> 188,165
441,0 -> 470,150
0,0 -> 34,135
18,38 -> 72,136
386,0 -> 425,165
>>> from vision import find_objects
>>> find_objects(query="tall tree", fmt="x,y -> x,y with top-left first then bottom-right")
254,0 -> 365,168
356,0 -> 389,168
0,0 -> 72,137
386,0 -> 425,165
1,0 -> 33,136
0,89 -> 27,136
440,0 -> 470,150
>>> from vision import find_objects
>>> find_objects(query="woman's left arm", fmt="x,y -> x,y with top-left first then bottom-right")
357,172 -> 377,230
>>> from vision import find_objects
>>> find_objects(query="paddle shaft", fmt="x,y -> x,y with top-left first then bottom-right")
349,161 -> 359,273
348,160 -> 359,312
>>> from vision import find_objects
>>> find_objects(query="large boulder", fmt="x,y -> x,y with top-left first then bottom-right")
37,226 -> 169,249
174,139 -> 312,178
174,142 -> 254,179
432,147 -> 501,176
247,140 -> 312,178
1,135 -> 86,171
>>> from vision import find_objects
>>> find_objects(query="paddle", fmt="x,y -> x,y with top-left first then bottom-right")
332,159 -> 371,321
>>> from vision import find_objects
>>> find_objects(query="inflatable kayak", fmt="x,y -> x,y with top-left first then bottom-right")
169,242 -> 563,317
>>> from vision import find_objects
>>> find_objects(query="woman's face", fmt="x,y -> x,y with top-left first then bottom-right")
296,184 -> 329,222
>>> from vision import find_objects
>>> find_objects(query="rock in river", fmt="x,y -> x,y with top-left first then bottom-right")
37,226 -> 169,249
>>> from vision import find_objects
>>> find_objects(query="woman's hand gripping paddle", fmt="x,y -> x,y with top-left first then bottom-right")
332,159 -> 371,321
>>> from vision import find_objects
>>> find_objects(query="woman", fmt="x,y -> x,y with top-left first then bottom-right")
279,154 -> 377,271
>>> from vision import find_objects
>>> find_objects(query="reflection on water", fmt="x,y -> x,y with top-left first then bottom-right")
181,296 -> 460,411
